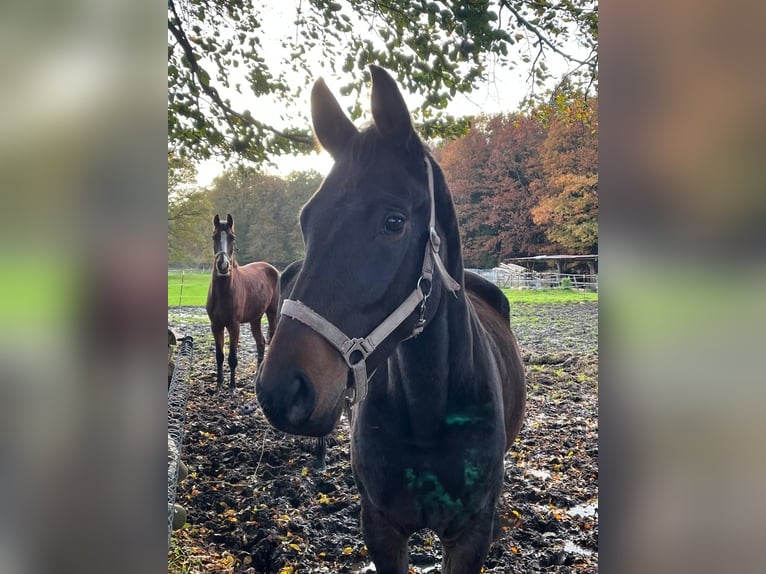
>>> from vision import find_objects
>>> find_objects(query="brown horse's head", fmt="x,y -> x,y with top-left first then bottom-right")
212,214 -> 235,276
255,66 -> 463,437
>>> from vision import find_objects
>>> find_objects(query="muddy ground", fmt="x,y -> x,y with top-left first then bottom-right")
168,301 -> 598,573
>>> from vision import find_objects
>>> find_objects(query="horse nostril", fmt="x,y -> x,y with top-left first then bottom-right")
286,370 -> 315,426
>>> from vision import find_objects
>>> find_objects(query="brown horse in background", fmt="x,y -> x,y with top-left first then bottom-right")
206,214 -> 279,395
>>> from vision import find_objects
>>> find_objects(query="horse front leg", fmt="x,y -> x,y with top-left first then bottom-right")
360,501 -> 410,574
440,504 -> 497,574
212,325 -> 225,392
250,319 -> 266,364
227,323 -> 240,396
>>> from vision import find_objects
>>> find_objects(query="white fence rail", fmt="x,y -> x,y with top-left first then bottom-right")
466,267 -> 598,292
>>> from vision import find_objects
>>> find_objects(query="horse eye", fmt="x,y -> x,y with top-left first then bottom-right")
384,214 -> 405,234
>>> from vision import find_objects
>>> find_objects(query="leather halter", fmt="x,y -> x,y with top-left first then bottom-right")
280,156 -> 461,406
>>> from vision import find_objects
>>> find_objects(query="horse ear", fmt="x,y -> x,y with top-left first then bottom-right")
369,65 -> 415,145
311,78 -> 358,159
214,214 -> 220,227
226,214 -> 233,228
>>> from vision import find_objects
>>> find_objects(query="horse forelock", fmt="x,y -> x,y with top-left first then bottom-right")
323,125 -> 424,187
307,126 -> 428,225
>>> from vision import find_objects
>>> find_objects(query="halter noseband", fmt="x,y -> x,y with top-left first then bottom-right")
280,157 -> 461,407
213,250 -> 232,276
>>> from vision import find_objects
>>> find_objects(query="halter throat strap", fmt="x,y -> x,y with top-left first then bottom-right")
280,156 -> 460,406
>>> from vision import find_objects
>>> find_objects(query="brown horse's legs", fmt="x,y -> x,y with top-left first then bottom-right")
212,325 -> 226,391
227,323 -> 240,395
360,502 -> 409,574
265,307 -> 277,343
250,320 -> 266,364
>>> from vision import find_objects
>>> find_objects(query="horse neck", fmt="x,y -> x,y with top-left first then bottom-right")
386,171 -> 473,440
211,264 -> 237,292
390,288 -> 473,442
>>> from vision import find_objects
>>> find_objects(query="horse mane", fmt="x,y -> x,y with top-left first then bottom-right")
279,260 -> 303,300
464,271 -> 511,322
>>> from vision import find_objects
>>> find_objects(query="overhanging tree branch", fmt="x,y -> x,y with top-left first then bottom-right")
499,0 -> 596,70
168,0 -> 313,148
167,0 -> 597,163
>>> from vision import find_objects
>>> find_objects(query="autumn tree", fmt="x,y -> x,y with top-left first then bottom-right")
482,114 -> 550,258
168,156 -> 212,266
530,93 -> 598,253
168,0 -> 598,163
436,124 -> 492,266
439,113 -> 549,266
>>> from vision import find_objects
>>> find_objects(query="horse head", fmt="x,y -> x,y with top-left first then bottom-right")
256,66 -> 463,436
212,214 -> 236,276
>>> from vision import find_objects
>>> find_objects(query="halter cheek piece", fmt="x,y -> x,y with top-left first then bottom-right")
280,157 -> 461,407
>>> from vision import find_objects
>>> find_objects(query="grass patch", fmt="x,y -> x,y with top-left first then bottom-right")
168,272 -> 209,307
501,289 -> 597,304
168,273 -> 598,307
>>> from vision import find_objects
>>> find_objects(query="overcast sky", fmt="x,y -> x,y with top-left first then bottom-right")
192,1 -> 582,186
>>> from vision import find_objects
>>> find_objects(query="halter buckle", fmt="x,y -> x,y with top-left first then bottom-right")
341,338 -> 373,367
429,227 -> 441,252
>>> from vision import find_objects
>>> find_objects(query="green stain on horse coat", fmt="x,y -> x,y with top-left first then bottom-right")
444,403 -> 493,426
464,461 -> 482,486
404,453 -> 485,516
445,413 -> 483,426
404,468 -> 465,514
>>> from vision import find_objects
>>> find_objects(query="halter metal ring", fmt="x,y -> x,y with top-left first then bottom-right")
417,275 -> 433,300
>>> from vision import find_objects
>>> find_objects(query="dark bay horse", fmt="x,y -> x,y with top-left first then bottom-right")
255,67 -> 525,573
206,214 -> 279,394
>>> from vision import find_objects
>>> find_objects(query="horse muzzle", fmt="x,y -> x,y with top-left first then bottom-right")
254,321 -> 349,437
214,252 -> 231,275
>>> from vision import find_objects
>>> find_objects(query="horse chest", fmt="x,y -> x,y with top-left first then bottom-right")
207,288 -> 238,318
352,426 -> 505,530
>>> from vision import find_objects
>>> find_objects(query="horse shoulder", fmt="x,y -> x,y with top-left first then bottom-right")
238,262 -> 277,286
234,262 -> 280,317
252,262 -> 279,285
